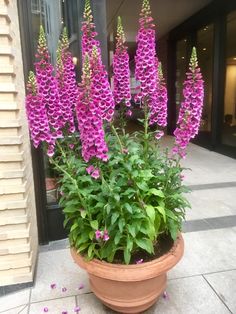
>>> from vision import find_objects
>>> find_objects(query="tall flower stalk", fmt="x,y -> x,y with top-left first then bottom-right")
81,0 -> 115,122
151,63 -> 168,139
56,28 -> 78,134
25,71 -> 52,148
76,54 -> 108,163
173,47 -> 204,158
113,16 -> 131,107
135,0 -> 159,120
35,25 -> 63,155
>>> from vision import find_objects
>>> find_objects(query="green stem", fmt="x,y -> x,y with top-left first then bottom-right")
50,157 -> 87,210
110,124 -> 123,152
143,100 -> 149,163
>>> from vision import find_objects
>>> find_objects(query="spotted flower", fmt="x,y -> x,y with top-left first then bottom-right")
173,47 -> 204,158
113,16 -> 131,107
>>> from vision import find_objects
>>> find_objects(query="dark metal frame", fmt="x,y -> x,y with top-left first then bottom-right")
168,0 -> 236,158
18,0 -> 49,244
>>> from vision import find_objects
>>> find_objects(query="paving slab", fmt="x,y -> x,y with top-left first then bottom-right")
169,227 -> 236,279
30,249 -> 90,303
29,296 -> 76,314
76,293 -> 113,313
204,269 -> 236,314
1,305 -> 28,314
145,276 -> 230,314
0,288 -> 30,312
185,187 -> 236,221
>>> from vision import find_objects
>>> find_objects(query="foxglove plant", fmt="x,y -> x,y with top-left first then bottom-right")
173,47 -> 204,158
113,16 -> 131,107
25,0 -> 204,266
56,28 -> 78,134
25,71 -> 51,148
35,25 -> 63,145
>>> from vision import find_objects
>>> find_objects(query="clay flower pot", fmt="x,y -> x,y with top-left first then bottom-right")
71,234 -> 184,313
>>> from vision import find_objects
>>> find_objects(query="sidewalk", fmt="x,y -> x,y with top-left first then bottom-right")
1,140 -> 236,314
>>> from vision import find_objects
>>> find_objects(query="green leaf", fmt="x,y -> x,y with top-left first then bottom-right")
127,224 -> 136,237
81,210 -> 86,218
124,203 -> 133,214
136,182 -> 149,191
88,243 -> 95,258
148,188 -> 164,197
127,236 -> 133,251
114,232 -> 121,245
114,194 -> 120,202
111,212 -> 119,225
124,248 -> 131,264
135,238 -> 154,254
156,206 -> 166,222
145,205 -> 155,223
118,218 -> 125,233
77,243 -> 89,252
70,222 -> 79,232
89,231 -> 95,240
166,209 -> 178,221
90,220 -> 98,230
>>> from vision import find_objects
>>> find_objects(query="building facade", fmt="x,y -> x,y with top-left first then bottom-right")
0,0 -> 235,287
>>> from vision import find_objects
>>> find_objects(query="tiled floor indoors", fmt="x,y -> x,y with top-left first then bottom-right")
1,139 -> 236,314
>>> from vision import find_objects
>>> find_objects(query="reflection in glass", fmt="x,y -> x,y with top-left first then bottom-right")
197,24 -> 213,133
222,11 -> 236,147
175,38 -> 188,116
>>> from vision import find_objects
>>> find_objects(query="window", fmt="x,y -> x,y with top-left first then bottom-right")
222,11 -> 236,147
197,24 -> 214,133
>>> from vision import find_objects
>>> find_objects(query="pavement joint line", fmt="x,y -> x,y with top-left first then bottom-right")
188,181 -> 236,191
169,267 -> 236,281
0,304 -> 28,314
29,292 -> 91,305
202,275 -> 233,314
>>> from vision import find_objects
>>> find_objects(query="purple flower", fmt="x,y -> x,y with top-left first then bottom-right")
95,230 -> 102,240
61,287 -> 67,292
78,283 -> 84,290
74,306 -> 81,312
155,130 -> 164,140
136,259 -> 144,264
43,307 -> 49,312
81,1 -> 115,122
35,26 -> 63,150
25,71 -> 52,149
163,291 -> 169,300
86,165 -> 95,175
76,54 -> 109,162
103,230 -> 109,241
69,143 -> 75,149
173,47 -> 204,158
56,28 -> 78,135
126,110 -> 132,117
50,283 -> 56,289
113,17 -> 131,107
122,148 -> 128,154
91,169 -> 100,179
61,311 -> 68,314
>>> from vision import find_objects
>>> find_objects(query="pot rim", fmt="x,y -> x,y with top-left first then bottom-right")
71,233 -> 184,281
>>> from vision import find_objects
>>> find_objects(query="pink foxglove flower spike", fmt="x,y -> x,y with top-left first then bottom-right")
173,47 -> 204,158
113,16 -> 131,107
56,28 -> 78,134
25,71 -> 52,149
35,25 -> 63,145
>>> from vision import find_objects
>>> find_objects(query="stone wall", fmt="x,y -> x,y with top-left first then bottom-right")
0,0 -> 38,286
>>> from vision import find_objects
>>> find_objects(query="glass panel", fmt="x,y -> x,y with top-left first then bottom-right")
196,24 -> 214,133
175,38 -> 188,116
222,11 -> 236,147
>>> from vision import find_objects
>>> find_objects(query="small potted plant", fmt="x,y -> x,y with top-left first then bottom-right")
25,0 -> 204,312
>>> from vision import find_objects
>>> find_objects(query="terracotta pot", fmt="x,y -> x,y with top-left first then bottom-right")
71,234 -> 184,314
